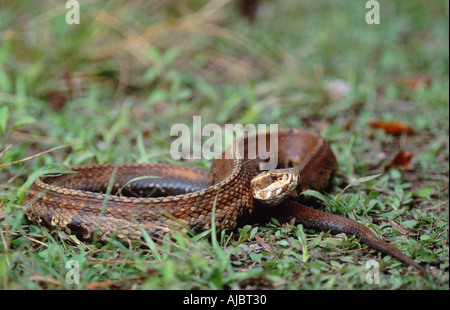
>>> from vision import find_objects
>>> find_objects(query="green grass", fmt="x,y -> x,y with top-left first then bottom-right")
0,1 -> 448,290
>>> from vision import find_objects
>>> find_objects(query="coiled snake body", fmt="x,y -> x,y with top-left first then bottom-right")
24,129 -> 425,274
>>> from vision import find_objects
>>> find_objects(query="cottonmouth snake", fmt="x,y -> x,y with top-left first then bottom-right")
24,128 -> 425,275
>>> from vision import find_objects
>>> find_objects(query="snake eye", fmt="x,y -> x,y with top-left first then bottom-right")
270,173 -> 278,180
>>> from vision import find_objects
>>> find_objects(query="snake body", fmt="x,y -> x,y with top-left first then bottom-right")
24,128 -> 424,274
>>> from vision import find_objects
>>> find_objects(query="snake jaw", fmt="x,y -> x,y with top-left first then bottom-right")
250,168 -> 300,206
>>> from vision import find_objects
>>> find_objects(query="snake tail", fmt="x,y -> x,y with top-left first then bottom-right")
282,201 -> 425,276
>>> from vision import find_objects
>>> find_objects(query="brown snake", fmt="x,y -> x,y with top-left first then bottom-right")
24,128 -> 425,275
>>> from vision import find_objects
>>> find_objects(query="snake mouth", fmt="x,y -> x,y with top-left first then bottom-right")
250,168 -> 300,206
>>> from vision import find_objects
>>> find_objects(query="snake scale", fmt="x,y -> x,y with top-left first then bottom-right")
24,128 -> 425,275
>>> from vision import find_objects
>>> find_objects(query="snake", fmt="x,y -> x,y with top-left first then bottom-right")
24,128 -> 425,275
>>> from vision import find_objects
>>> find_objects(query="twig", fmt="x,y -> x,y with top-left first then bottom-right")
0,144 -> 71,168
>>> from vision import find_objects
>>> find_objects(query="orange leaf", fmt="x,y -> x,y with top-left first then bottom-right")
385,151 -> 413,171
368,120 -> 415,136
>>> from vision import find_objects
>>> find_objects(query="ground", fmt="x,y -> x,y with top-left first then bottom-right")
0,0 -> 448,290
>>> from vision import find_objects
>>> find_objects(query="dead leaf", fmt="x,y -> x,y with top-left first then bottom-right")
237,0 -> 261,23
28,275 -> 61,286
47,90 -> 68,111
368,120 -> 415,136
343,120 -> 354,130
399,74 -> 432,90
385,151 -> 413,171
302,117 -> 331,131
386,219 -> 411,236
254,233 -> 273,254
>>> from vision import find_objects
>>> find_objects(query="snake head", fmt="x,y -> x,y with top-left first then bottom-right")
250,168 -> 300,206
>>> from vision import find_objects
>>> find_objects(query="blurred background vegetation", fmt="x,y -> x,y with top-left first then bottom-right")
0,0 -> 448,289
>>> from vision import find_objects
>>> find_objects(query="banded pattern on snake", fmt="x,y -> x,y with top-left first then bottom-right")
24,128 -> 425,275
